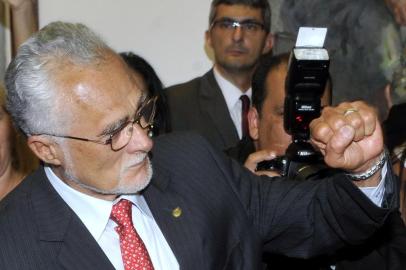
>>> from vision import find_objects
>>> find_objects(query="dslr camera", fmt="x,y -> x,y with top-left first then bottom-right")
257,42 -> 330,180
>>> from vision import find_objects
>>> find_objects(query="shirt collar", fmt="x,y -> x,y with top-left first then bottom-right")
213,67 -> 252,111
44,166 -> 153,241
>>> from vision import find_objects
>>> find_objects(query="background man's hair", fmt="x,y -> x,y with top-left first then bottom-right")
5,21 -> 112,136
251,52 -> 289,113
120,51 -> 170,134
208,0 -> 272,33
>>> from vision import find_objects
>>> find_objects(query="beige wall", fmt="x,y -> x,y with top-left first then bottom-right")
39,0 -> 213,87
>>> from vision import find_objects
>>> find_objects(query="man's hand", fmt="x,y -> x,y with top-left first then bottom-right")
244,150 -> 280,177
385,0 -> 406,25
310,101 -> 384,177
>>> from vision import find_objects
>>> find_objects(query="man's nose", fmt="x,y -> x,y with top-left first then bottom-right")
125,123 -> 153,153
231,25 -> 244,41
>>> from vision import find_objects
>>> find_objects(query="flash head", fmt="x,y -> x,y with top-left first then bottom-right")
284,47 -> 330,141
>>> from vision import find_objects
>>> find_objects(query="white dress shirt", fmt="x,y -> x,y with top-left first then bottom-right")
213,67 -> 252,139
45,166 -> 179,270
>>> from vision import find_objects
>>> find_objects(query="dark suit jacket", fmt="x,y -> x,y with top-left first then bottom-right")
225,136 -> 256,164
0,133 -> 398,270
166,70 -> 240,150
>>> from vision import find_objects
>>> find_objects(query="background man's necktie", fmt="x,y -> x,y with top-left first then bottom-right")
110,199 -> 154,270
240,95 -> 250,138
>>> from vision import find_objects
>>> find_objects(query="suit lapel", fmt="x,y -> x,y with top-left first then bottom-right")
57,216 -> 114,270
199,70 -> 239,148
31,168 -> 114,270
143,167 -> 206,269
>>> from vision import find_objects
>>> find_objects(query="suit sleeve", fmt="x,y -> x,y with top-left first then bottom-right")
153,132 -> 397,259
201,137 -> 397,258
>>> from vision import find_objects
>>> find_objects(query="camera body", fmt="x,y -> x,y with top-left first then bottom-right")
256,47 -> 330,180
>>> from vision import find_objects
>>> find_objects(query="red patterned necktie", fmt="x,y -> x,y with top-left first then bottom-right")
240,95 -> 250,138
110,199 -> 154,270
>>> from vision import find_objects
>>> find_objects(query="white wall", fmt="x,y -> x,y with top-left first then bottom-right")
39,0 -> 214,87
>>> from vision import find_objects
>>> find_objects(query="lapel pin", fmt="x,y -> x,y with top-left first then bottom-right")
172,207 -> 182,218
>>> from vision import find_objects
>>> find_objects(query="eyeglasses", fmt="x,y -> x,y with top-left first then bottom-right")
33,96 -> 158,151
210,18 -> 265,34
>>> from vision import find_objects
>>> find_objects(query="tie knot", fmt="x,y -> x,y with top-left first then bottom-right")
240,94 -> 250,107
110,199 -> 133,227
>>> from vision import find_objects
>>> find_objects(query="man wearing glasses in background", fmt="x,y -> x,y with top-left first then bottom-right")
166,0 -> 273,151
0,21 -> 400,270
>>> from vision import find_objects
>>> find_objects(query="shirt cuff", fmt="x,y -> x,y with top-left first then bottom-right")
358,161 -> 388,207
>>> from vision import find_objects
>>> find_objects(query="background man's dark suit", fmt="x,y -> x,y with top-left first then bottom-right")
0,133 -> 397,269
166,70 -> 240,150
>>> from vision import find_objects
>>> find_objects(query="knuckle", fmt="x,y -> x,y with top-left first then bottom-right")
331,117 -> 346,130
350,116 -> 363,129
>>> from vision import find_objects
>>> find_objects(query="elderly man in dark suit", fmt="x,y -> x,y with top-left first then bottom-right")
166,0 -> 273,150
0,21 -> 398,270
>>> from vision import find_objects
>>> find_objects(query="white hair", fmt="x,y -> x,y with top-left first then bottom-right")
5,21 -> 112,136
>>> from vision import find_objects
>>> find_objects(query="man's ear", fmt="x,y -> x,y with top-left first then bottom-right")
262,33 -> 274,54
27,136 -> 62,166
384,83 -> 393,109
205,30 -> 212,48
248,107 -> 260,141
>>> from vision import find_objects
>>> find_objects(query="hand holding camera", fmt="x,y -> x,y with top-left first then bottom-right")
245,150 -> 281,177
